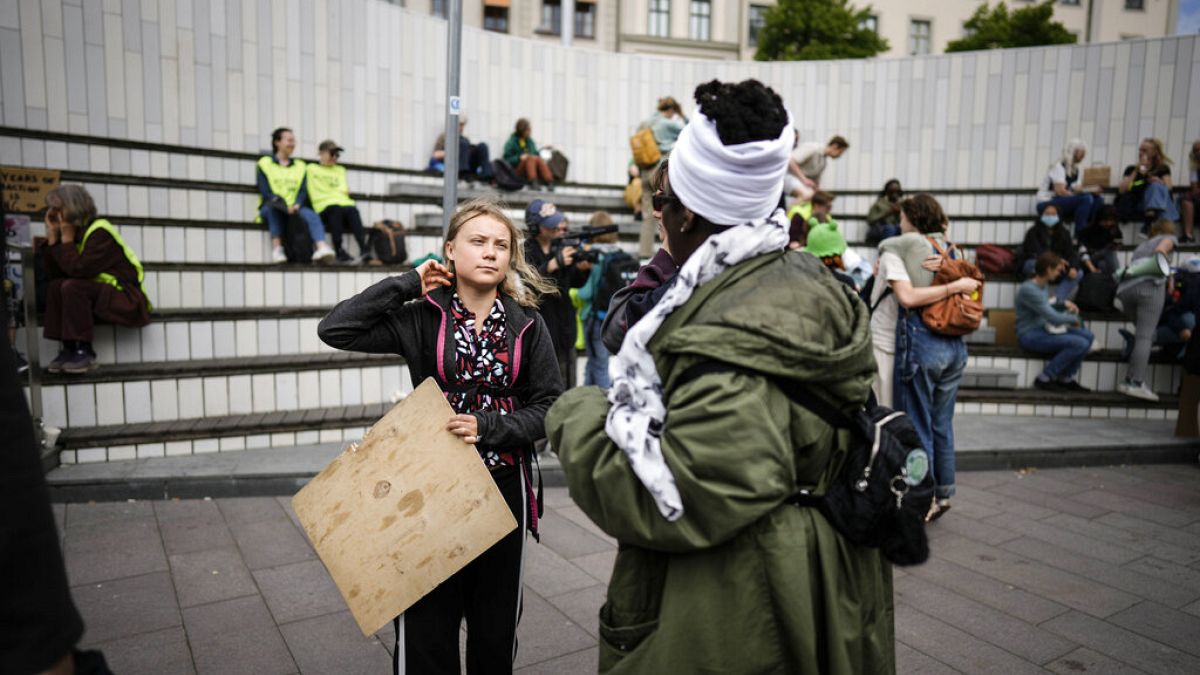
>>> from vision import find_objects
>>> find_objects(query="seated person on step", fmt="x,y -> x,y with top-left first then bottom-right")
39,185 -> 151,375
1077,205 -> 1122,277
1016,251 -> 1093,393
502,118 -> 555,191
306,140 -> 373,264
1035,139 -> 1105,236
429,115 -> 494,184
866,179 -> 903,245
1020,204 -> 1082,302
1116,137 -> 1178,233
256,127 -> 335,264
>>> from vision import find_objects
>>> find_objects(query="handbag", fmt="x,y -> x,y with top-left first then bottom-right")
629,126 -> 661,168
922,238 -> 985,336
975,244 -> 1017,274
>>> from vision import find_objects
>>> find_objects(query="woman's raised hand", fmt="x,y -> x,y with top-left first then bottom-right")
416,259 -> 453,296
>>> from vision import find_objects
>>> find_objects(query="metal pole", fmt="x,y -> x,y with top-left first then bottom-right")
442,0 -> 464,238
562,0 -> 575,48
19,245 -> 46,459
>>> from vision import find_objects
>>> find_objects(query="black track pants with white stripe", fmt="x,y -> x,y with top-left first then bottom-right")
393,464 -> 527,675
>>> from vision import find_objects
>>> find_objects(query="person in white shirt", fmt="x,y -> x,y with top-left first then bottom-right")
783,135 -> 848,203
1034,138 -> 1105,236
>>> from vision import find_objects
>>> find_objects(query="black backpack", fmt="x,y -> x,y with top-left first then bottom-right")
675,361 -> 935,566
368,219 -> 408,265
491,159 -> 525,192
595,250 -> 639,313
282,213 -> 313,263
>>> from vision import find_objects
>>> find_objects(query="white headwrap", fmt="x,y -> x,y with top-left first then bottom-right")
668,110 -> 794,225
605,107 -> 795,521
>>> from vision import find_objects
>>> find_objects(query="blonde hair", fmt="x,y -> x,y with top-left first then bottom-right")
445,198 -> 557,308
1150,219 -> 1177,238
1143,138 -> 1173,167
45,184 -> 97,229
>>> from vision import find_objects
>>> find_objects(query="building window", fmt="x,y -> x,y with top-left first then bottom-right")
748,5 -> 769,46
1124,0 -> 1144,9
859,15 -> 878,33
909,19 -> 931,55
689,0 -> 712,41
541,0 -> 562,33
1060,0 -> 1080,6
575,2 -> 596,38
648,0 -> 670,38
432,0 -> 447,18
484,6 -> 509,32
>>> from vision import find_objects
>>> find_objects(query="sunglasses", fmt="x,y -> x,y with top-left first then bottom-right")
651,191 -> 680,212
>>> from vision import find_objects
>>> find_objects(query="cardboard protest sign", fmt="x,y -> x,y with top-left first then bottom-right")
1,166 -> 60,214
292,377 -> 517,636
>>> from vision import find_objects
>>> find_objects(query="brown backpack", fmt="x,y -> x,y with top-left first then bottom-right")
629,126 -> 661,168
921,237 -> 984,336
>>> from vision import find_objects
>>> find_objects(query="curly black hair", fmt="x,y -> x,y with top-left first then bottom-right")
693,79 -> 789,145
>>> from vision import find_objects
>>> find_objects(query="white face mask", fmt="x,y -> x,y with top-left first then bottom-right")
1041,215 -> 1060,227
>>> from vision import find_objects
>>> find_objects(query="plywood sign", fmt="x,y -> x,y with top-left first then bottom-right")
1,166 -> 60,214
292,377 -> 518,636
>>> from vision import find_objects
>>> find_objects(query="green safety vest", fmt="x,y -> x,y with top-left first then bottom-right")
256,155 -> 307,207
305,163 -> 356,213
77,218 -> 146,295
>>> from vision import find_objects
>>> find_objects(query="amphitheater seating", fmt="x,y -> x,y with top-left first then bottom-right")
1,127 -> 1187,466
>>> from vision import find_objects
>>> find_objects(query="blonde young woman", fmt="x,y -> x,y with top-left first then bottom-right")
317,198 -> 563,675
1118,137 -> 1178,229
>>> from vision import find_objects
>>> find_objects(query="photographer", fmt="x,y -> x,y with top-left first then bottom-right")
523,199 -> 592,387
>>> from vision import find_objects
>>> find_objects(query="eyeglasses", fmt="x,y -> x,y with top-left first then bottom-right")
651,191 -> 679,212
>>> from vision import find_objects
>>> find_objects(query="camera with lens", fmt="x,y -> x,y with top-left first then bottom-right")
550,225 -> 618,266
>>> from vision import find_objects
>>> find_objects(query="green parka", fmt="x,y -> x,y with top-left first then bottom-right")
546,250 -> 895,674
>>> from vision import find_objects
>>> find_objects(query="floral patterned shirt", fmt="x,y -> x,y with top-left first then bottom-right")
447,293 -> 517,467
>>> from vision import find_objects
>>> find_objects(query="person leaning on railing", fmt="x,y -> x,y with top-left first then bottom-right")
38,185 -> 151,375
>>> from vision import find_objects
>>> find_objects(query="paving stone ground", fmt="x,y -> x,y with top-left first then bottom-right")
64,463 -> 1200,674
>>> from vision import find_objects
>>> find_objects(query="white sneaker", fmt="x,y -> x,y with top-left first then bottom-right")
272,246 -> 287,263
1117,380 -> 1160,402
1088,337 -> 1103,354
312,241 -> 336,264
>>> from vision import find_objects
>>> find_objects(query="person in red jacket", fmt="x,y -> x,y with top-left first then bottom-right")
39,185 -> 151,373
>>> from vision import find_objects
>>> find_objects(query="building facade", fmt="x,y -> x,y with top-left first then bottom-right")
391,0 -> 1179,60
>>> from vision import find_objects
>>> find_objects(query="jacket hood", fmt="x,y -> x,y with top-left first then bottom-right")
651,251 -> 876,409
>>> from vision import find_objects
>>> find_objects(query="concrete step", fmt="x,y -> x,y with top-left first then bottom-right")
42,414 -> 1200,502
38,353 -> 408,431
53,402 -> 390,466
960,367 -> 1019,389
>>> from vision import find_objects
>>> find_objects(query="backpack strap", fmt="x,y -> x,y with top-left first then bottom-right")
870,286 -> 893,314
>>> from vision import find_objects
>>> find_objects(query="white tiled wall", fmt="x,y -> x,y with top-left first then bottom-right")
3,2 -> 1196,189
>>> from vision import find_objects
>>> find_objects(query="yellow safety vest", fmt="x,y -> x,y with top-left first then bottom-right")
77,219 -> 146,296
256,155 -> 307,207
305,163 -> 356,213
787,202 -> 813,224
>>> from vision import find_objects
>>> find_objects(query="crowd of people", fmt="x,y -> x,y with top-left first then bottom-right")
13,71 -> 1200,675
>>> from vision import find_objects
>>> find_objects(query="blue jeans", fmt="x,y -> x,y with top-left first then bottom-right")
1037,193 -> 1105,235
583,316 -> 610,389
1018,326 -> 1094,381
894,311 -> 967,499
1143,182 -> 1181,222
260,205 -> 326,243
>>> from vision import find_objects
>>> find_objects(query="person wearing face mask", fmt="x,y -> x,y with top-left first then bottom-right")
1016,252 -> 1093,392
1020,204 -> 1082,302
1035,139 -> 1105,236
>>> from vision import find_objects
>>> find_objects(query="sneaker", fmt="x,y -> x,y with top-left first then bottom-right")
1117,379 -> 1159,402
60,348 -> 98,374
926,498 -> 951,523
1034,378 -> 1065,392
46,348 -> 70,374
1057,380 -> 1091,392
272,246 -> 288,264
335,247 -> 354,264
312,241 -> 336,264
1088,337 -> 1103,354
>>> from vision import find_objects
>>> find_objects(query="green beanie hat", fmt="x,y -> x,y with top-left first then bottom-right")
801,222 -> 846,258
